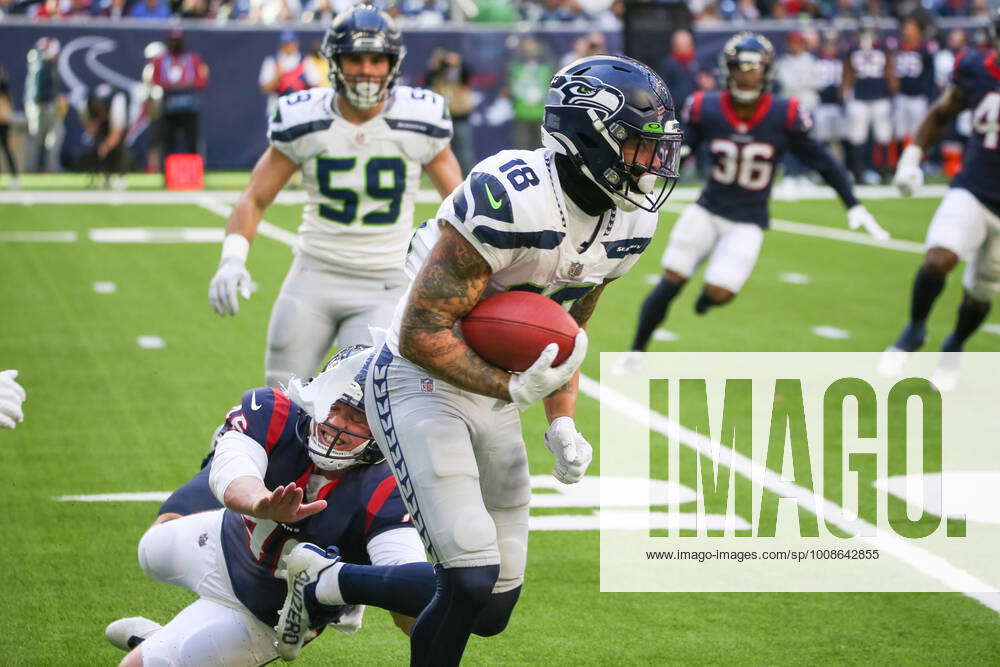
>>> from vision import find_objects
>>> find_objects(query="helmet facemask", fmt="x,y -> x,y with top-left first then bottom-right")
306,400 -> 380,471
328,50 -> 403,110
591,116 -> 682,212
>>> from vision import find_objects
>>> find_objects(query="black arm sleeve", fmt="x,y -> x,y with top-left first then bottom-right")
789,132 -> 859,210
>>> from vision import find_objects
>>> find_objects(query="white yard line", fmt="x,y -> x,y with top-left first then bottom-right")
195,195 -> 298,248
0,231 -> 77,242
578,373 -> 1000,613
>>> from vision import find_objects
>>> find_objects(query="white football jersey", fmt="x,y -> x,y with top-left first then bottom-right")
386,148 -> 659,355
268,85 -> 453,276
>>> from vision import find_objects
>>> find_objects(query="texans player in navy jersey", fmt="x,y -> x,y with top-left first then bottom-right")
882,9 -> 1000,391
620,33 -> 884,362
106,347 -> 448,666
843,20 -> 898,183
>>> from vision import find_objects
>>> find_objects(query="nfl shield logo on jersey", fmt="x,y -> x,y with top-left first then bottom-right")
569,262 -> 584,279
420,377 -> 434,393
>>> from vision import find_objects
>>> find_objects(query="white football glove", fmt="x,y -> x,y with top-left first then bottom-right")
544,416 -> 593,484
508,330 -> 588,411
892,145 -> 924,197
209,257 -> 253,316
0,370 -> 26,430
846,204 -> 890,241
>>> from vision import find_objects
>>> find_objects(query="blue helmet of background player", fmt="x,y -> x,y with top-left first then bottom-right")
541,55 -> 683,213
719,32 -> 775,105
306,345 -> 383,471
320,4 -> 406,110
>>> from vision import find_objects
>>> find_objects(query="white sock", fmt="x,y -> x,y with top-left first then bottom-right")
314,561 -> 346,606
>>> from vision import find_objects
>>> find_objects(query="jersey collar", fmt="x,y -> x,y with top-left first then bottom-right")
721,91 -> 773,134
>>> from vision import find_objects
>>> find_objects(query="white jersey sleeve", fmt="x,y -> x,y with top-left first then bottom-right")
266,87 -> 335,164
439,150 -> 555,273
384,86 -> 453,165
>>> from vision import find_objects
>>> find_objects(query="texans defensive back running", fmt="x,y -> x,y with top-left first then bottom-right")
881,8 -> 1000,391
287,55 -> 680,667
208,5 -> 462,387
621,33 -> 884,361
107,347 -> 438,666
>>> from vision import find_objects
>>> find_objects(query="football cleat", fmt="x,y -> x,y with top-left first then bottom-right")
877,347 -> 911,377
105,616 -> 162,651
611,351 -> 644,377
275,544 -> 342,661
931,352 -> 961,393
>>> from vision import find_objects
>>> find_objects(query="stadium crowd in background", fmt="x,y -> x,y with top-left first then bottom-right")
0,0 -> 993,26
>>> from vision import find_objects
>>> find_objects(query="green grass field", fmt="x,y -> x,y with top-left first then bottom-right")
2,183 -> 999,664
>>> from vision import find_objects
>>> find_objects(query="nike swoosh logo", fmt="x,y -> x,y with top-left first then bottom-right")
251,391 -> 262,411
485,182 -> 504,210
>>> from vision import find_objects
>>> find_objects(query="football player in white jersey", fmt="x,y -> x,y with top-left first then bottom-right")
208,4 -> 462,387
277,55 -> 684,665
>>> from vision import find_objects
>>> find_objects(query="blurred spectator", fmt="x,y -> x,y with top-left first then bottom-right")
305,40 -> 332,87
151,29 -> 209,157
301,0 -> 335,22
427,49 -> 476,173
776,31 -> 821,109
775,31 -> 823,194
0,65 -> 17,188
657,29 -> 699,114
258,31 -> 322,118
129,0 -> 171,18
248,0 -> 299,23
24,37 -> 65,173
559,31 -> 605,68
75,83 -> 128,190
179,0 -> 211,18
506,37 -> 553,150
136,41 -> 165,173
591,0 -> 623,30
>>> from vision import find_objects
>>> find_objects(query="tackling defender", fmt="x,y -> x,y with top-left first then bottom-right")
620,32 -> 885,363
881,9 -> 1000,390
279,55 -> 685,665
107,348 -> 438,666
208,5 -> 462,387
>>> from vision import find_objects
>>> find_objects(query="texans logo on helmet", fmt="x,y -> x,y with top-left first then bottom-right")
548,75 -> 625,120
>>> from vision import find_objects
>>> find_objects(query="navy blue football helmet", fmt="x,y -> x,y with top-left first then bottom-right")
719,32 -> 775,104
321,4 -> 405,109
306,345 -> 382,471
542,55 -> 683,213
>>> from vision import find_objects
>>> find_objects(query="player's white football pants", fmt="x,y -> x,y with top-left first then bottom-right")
660,203 -> 765,293
364,345 -> 529,592
925,188 -> 1000,301
893,94 -> 928,140
846,98 -> 893,146
813,103 -> 846,143
266,251 -> 406,387
136,510 -> 279,666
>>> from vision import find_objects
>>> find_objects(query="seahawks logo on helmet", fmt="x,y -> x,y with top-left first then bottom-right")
547,75 -> 625,121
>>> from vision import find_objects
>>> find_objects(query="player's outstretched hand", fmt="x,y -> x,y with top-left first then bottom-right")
892,145 -> 924,197
847,205 -> 890,241
251,484 -> 327,523
544,416 -> 593,484
508,330 -> 589,411
209,257 -> 253,316
0,370 -> 26,430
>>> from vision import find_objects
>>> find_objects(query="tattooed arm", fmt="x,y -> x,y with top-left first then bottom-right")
398,222 -> 513,400
542,280 -> 611,422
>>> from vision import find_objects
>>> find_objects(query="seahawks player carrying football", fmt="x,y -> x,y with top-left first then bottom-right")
881,9 -> 1000,391
208,4 -> 462,387
619,33 -> 884,365
275,55 -> 684,666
